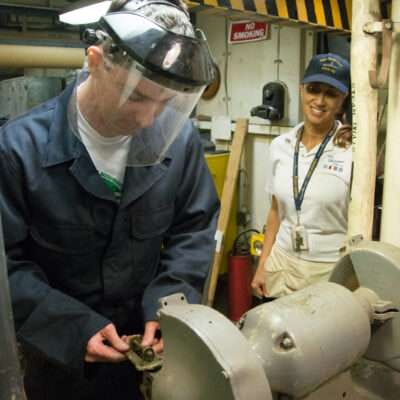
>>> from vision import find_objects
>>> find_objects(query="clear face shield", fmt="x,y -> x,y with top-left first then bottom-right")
69,11 -> 215,167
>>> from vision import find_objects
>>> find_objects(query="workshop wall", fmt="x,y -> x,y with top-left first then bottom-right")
196,15 -> 308,125
196,14 -> 315,230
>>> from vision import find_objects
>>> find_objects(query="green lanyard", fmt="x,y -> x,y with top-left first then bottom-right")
292,122 -> 337,217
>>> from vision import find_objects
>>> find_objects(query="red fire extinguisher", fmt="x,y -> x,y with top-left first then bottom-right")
228,230 -> 258,322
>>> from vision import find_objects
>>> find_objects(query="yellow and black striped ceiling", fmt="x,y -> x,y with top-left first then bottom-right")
186,0 -> 353,32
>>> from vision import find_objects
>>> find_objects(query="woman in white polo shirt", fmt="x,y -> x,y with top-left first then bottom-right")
251,53 -> 351,298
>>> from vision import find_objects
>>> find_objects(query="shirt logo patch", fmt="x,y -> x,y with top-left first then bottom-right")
323,155 -> 346,174
323,163 -> 343,173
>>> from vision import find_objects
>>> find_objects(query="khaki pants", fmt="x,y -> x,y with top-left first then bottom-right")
264,244 -> 335,298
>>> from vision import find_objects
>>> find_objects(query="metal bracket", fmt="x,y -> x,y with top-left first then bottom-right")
349,234 -> 364,247
372,299 -> 399,322
158,293 -> 188,309
363,20 -> 392,34
363,19 -> 393,89
126,335 -> 163,372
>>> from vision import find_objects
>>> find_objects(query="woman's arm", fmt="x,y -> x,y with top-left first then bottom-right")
251,195 -> 280,297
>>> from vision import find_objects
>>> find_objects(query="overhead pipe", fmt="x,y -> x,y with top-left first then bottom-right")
0,44 -> 84,68
347,0 -> 380,240
0,2 -> 61,13
380,2 -> 400,246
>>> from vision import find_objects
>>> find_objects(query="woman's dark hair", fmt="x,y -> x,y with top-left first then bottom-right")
333,124 -> 352,148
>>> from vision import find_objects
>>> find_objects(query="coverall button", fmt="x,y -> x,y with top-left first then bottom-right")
94,205 -> 113,221
108,261 -> 119,272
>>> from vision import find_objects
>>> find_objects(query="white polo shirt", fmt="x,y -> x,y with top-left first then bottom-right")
266,121 -> 351,262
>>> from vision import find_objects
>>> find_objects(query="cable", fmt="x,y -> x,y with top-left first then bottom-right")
223,17 -> 230,115
276,24 -> 281,81
232,228 -> 260,255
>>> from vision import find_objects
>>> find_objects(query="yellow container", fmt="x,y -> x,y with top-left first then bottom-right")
205,152 -> 238,274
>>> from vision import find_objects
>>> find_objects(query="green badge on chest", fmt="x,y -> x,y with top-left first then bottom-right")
100,171 -> 122,199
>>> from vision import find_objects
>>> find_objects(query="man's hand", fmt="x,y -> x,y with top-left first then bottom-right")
141,321 -> 163,353
85,323 -> 130,363
251,264 -> 268,298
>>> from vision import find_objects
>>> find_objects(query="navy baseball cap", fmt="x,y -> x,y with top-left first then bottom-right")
302,53 -> 350,95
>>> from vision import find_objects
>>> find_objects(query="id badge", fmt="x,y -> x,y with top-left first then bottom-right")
291,225 -> 309,252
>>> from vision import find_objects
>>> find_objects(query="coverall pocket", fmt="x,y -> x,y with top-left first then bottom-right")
30,224 -> 97,255
130,205 -> 174,286
130,205 -> 174,239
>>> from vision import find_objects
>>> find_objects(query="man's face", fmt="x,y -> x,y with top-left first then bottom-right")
300,83 -> 346,128
97,62 -> 175,136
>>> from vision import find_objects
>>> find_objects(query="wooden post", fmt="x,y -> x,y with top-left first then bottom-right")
206,119 -> 249,307
348,0 -> 380,240
380,2 -> 400,246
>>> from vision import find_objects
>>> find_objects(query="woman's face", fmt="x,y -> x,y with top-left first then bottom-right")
300,82 -> 346,129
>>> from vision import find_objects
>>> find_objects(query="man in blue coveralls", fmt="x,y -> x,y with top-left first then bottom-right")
0,0 -> 219,398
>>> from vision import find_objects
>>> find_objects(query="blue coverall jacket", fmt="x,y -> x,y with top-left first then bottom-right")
0,82 -> 219,379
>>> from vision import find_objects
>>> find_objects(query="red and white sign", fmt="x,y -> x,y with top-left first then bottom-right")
229,20 -> 270,44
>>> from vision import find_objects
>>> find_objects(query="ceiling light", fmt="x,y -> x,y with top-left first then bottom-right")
59,0 -> 112,25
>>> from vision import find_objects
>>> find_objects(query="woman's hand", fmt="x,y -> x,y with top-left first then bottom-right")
251,263 -> 268,297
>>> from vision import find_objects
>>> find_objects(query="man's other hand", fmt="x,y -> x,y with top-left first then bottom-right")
141,321 -> 163,353
85,323 -> 130,363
